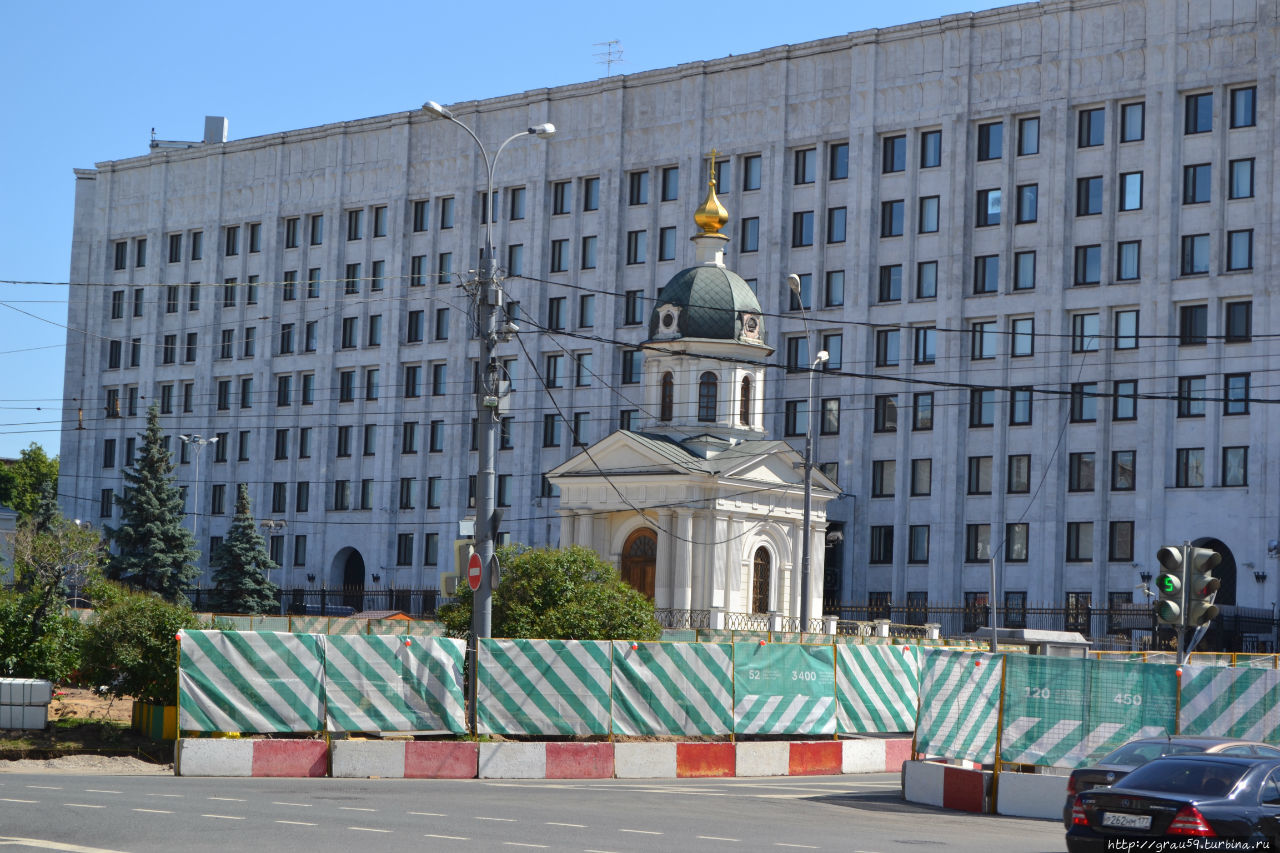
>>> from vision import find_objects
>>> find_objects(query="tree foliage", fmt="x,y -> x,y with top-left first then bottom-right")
0,442 -> 59,522
207,484 -> 279,614
440,545 -> 662,641
104,406 -> 198,601
0,589 -> 84,682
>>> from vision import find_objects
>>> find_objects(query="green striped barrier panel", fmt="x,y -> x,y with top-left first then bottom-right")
914,649 -> 1004,764
1180,665 -> 1280,742
323,635 -> 466,733
178,630 -> 325,733
836,644 -> 919,733
733,642 -> 836,735
1000,655 -> 1176,768
611,641 -> 733,735
477,639 -> 613,736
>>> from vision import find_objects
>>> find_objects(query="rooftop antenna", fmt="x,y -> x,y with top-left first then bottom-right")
594,40 -> 623,76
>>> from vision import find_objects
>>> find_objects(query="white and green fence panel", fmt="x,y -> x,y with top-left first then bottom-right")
1180,665 -> 1280,742
914,649 -> 1004,764
836,644 -> 919,733
323,635 -> 466,733
611,641 -> 732,735
999,656 -> 1176,768
478,639 -> 612,736
733,642 -> 835,735
178,630 -> 325,733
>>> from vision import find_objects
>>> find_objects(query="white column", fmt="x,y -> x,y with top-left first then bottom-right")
674,509 -> 693,611
558,511 -> 576,548
655,508 -> 675,609
578,513 -> 594,555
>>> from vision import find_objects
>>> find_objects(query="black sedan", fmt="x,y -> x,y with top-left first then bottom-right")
1066,754 -> 1280,851
1062,735 -> 1280,826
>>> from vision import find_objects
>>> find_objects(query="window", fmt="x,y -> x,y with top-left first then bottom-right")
911,393 -> 932,431
339,370 -> 355,402
1069,452 -> 1096,491
426,477 -> 441,509
1224,373 -> 1250,415
506,244 -> 523,277
660,166 -> 679,201
878,265 -> 902,303
1015,184 -> 1037,223
422,533 -> 439,566
793,148 -> 816,184
1119,172 -> 1143,211
869,526 -> 894,564
162,334 -> 177,364
237,430 -> 250,461
1117,242 -> 1141,281
1180,235 -> 1210,275
967,456 -> 992,495
581,235 -> 597,270
1017,117 -> 1038,155
1230,159 -> 1255,199
785,336 -> 809,372
1227,230 -> 1253,271
659,372 -> 673,422
740,154 -> 762,191
1222,447 -> 1248,487
1113,379 -> 1137,420
132,288 -> 144,317
626,230 -> 646,264
1066,522 -> 1093,562
916,262 -> 936,299
1229,86 -> 1256,128
1225,302 -> 1252,342
974,255 -> 999,294
228,225 -> 246,257
216,380 -> 230,410
409,200 -> 429,232
308,213 -> 324,245
1006,525 -> 1029,563
1074,245 -> 1101,286
210,484 -> 226,514
913,326 -> 936,364
298,427 -> 311,458
406,310 -> 424,344
575,352 -> 593,387
301,373 -> 315,405
110,290 -> 124,320
627,172 -> 648,205
134,238 -> 146,267
1185,92 -> 1213,134
827,141 -> 849,179
434,307 -> 450,340
738,376 -> 753,426
1010,318 -> 1033,357
403,364 -> 421,399
190,231 -> 203,260
826,207 -> 847,243
306,269 -> 320,299
582,177 -> 599,211
658,226 -> 677,261
1072,313 -> 1100,352
363,368 -> 379,401
788,273 -> 812,310
976,188 -> 1002,226
1179,304 -> 1208,344
1078,107 -> 1105,147
920,130 -> 941,167
1070,382 -> 1098,422
880,200 -> 903,237
1112,451 -> 1136,491
918,196 -> 939,233
1007,454 -> 1030,494
977,122 -> 1003,160
872,460 -> 895,498
966,524 -> 991,562
1176,448 -> 1205,488
571,411 -> 588,446
107,340 -> 121,369
969,389 -> 995,427
276,375 -> 292,406
359,479 -> 374,510
427,420 -> 443,453
740,217 -> 759,252
545,355 -> 562,388
549,238 -> 568,272
1120,102 -> 1145,142
346,209 -> 363,240
1076,176 -> 1103,215
711,158 -> 729,192
874,329 -> 899,367
437,251 -> 453,281
882,135 -> 906,173
792,210 -> 814,247
1107,521 -> 1135,563
822,333 -> 842,370
1183,163 -> 1211,204
1013,251 -> 1035,291
971,320 -> 997,359
335,425 -> 353,458
874,395 -> 897,432
623,290 -> 644,326
908,526 -> 930,563
166,285 -> 179,313
1009,388 -> 1033,425
340,317 -> 357,349
367,314 -> 382,347
113,241 -> 127,271
910,459 -> 931,496
437,197 -> 454,229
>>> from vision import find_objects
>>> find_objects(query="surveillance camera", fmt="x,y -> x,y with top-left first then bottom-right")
503,320 -> 520,335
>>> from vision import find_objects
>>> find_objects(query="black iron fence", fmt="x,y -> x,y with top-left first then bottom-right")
182,587 -> 444,619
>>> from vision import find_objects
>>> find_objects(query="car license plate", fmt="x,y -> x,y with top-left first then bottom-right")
1101,812 -> 1152,830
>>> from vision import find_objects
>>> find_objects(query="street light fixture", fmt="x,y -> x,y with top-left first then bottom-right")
787,274 -> 828,632
178,434 -> 218,562
422,99 -> 556,727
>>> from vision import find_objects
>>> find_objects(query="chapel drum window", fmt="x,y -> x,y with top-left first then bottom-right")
752,547 -> 771,614
660,372 -> 674,421
697,372 -> 717,422
740,376 -> 753,425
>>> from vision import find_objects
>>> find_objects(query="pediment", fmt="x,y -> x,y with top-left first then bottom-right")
547,431 -> 695,479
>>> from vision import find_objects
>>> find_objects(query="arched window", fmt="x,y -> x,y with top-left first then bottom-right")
751,547 -> 771,614
739,375 -> 753,426
697,371 -> 717,422
660,372 -> 674,421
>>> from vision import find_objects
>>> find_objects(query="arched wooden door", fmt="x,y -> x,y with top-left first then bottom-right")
621,528 -> 657,600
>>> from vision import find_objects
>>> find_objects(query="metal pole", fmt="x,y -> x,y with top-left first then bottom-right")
1177,540 -> 1190,665
799,350 -> 827,631
989,556 -> 999,653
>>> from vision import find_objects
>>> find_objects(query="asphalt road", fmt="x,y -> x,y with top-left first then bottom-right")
0,772 -> 1066,853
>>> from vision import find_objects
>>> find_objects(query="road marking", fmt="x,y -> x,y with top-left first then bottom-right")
697,837 -> 739,842
424,834 -> 469,841
208,797 -> 245,802
0,838 -> 132,853
26,786 -> 62,790
618,829 -> 662,835
83,790 -> 121,794
475,816 -> 516,822
146,793 -> 182,798
348,827 -> 391,833
0,799 -> 37,804
583,849 -> 621,853
63,804 -> 106,809
132,808 -> 172,814
273,801 -> 312,807
408,811 -> 445,816
502,845 -> 547,849
339,806 -> 376,812
775,845 -> 820,850
755,794 -> 811,799
547,822 -> 586,828
201,814 -> 244,820
276,820 -> 318,826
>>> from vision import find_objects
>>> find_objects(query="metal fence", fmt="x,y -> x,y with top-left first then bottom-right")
182,586 -> 443,619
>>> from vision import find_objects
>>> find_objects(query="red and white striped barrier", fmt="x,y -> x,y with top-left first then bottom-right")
901,760 -> 991,812
177,738 -> 327,777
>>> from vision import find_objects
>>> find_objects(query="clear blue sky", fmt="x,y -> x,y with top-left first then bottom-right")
0,0 -> 1007,460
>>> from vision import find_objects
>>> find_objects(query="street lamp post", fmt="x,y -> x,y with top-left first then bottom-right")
421,101 -> 555,728
787,275 -> 828,632
178,433 -> 218,557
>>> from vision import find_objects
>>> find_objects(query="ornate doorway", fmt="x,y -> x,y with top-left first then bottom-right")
621,528 -> 657,600
339,548 -> 365,609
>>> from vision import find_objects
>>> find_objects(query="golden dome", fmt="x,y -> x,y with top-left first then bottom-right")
694,149 -> 729,235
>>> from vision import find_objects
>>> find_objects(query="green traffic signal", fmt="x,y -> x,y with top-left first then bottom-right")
1155,546 -> 1187,627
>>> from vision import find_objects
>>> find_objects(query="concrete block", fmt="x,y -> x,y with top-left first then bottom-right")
613,742 -> 676,778
545,742 -> 613,779
883,738 -> 912,772
676,742 -> 735,778
406,742 -> 479,779
251,740 -> 328,777
997,772 -> 1069,820
176,738 -> 254,776
0,678 -> 53,706
902,759 -> 946,806
735,741 -> 790,777
332,740 -> 406,778
0,704 -> 47,730
842,738 -> 888,774
789,741 -> 842,776
478,742 -> 546,778
942,765 -> 988,813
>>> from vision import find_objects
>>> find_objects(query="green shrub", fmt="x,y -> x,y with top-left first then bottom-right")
0,588 -> 83,682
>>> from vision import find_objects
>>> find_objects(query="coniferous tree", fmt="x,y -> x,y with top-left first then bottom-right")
104,405 -> 198,600
207,483 -> 279,614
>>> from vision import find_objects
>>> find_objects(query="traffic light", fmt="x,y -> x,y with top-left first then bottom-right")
1185,546 -> 1222,627
1155,546 -> 1185,625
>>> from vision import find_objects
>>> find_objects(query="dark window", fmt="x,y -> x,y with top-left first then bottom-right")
1176,448 -> 1205,488
1120,102 -> 1145,142
1181,235 -> 1210,275
880,200 -> 903,237
1230,159 -> 1255,199
1112,451 -> 1136,491
882,135 -> 906,173
1076,176 -> 1103,215
920,130 -> 941,167
1225,302 -> 1252,342
1070,382 -> 1098,422
794,148 -> 816,184
1078,108 -> 1105,147
974,255 -> 999,294
1227,230 -> 1253,271
1017,117 -> 1039,155
976,189 -> 1001,226
911,393 -> 932,431
969,389 -> 995,427
1074,245 -> 1101,286
1230,86 -> 1256,128
874,395 -> 898,433
977,122 -> 1003,160
792,211 -> 814,247
1183,163 -> 1212,204
1016,184 -> 1037,223
1185,92 -> 1213,134
1179,305 -> 1208,345
1224,373 -> 1250,415
869,526 -> 894,564
1223,447 -> 1248,487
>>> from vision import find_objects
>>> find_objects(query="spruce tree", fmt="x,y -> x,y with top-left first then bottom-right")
104,405 -> 199,600
207,483 -> 279,614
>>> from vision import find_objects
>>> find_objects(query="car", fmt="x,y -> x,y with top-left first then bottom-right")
1066,754 -> 1280,851
1061,735 -> 1280,827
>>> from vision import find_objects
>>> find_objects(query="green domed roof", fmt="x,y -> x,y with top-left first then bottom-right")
648,265 -> 764,342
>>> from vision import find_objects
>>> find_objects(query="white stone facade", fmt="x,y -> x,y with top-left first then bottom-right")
60,0 -> 1278,618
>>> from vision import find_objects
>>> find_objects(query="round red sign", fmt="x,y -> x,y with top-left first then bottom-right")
467,552 -> 482,591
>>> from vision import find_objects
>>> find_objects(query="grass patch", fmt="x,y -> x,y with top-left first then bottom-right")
0,717 -> 172,764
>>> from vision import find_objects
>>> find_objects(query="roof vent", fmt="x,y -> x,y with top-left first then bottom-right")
203,116 -> 228,144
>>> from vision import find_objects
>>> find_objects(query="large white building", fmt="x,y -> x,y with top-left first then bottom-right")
60,0 -> 1278,637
